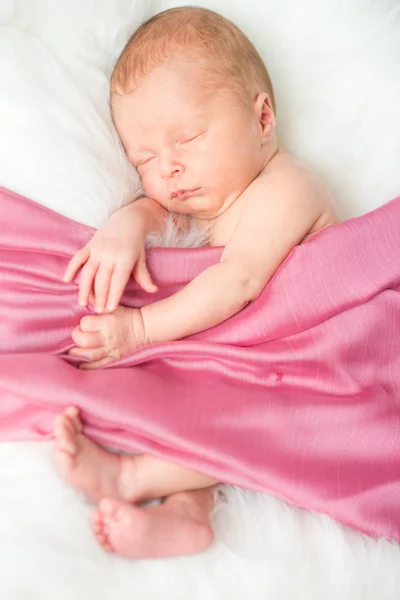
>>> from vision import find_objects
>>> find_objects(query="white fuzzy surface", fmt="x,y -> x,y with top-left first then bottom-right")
1,0 -> 400,598
1,442 -> 399,600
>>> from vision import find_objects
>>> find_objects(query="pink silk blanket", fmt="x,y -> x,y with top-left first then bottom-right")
1,186 -> 400,542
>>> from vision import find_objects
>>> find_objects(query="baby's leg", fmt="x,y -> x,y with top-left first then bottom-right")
129,453 -> 217,501
54,407 -> 217,504
92,488 -> 215,559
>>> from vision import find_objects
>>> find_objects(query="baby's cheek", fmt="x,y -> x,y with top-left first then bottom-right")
142,175 -> 165,204
140,173 -> 154,194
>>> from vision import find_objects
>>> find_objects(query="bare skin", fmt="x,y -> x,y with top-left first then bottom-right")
54,407 -> 138,504
91,491 -> 214,559
60,57 -> 338,560
54,407 -> 216,558
68,70 -> 338,369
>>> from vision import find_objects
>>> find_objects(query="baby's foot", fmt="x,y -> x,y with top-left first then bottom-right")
53,407 -> 137,504
92,493 -> 214,559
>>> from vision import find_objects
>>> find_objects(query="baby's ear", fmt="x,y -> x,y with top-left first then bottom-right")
254,93 -> 275,139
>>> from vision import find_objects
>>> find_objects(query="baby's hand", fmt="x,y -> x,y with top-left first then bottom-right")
64,205 -> 157,314
68,306 -> 146,369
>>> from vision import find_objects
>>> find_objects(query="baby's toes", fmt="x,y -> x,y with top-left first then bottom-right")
92,510 -> 114,552
99,537 -> 113,553
54,414 -> 78,454
64,406 -> 83,433
53,416 -> 70,445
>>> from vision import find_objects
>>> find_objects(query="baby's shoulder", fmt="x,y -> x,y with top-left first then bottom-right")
261,152 -> 318,188
243,152 -> 338,235
257,152 -> 335,213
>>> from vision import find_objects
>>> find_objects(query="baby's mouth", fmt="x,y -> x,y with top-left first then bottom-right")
171,188 -> 201,201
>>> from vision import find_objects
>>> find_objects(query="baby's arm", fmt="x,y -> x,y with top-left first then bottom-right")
64,196 -> 166,312
139,168 -> 328,344
70,167 -> 333,368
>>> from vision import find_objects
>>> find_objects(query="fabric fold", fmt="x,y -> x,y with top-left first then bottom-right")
1,186 -> 399,542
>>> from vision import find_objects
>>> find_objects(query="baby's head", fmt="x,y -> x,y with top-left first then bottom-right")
111,7 -> 277,218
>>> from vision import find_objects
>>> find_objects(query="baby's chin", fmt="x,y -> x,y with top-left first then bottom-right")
170,196 -> 226,220
171,204 -> 216,220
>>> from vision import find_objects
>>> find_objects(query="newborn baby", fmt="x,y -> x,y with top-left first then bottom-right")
54,7 -> 337,560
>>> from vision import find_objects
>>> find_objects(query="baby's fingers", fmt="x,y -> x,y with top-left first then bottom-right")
94,266 -> 114,314
71,324 -> 103,347
80,356 -> 116,370
134,253 -> 158,294
78,261 -> 99,307
68,346 -> 108,362
64,247 -> 90,283
104,266 -> 132,313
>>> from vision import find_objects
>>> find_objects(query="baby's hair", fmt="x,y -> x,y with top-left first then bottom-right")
111,6 -> 275,111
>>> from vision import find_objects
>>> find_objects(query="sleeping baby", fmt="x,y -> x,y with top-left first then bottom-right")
54,6 -> 337,560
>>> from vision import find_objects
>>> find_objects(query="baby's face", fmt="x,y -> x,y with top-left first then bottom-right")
112,62 -> 267,219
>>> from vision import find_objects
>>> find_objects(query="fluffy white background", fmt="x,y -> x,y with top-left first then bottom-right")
0,0 -> 400,598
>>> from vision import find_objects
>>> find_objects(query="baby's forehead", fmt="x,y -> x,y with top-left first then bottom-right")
112,89 -> 203,122
112,71 -> 213,125
112,92 -> 207,157
115,55 -> 224,107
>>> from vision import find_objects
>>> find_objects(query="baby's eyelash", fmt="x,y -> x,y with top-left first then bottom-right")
181,135 -> 197,144
178,132 -> 204,145
136,156 -> 155,168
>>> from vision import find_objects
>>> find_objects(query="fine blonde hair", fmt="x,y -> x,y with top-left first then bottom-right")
111,6 -> 275,111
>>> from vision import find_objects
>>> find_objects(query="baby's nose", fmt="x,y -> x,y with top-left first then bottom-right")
159,156 -> 185,179
161,166 -> 182,179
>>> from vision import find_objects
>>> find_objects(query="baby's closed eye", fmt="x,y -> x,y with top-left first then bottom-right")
136,156 -> 157,169
177,132 -> 205,146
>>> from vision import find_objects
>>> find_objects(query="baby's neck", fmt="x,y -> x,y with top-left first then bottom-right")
260,135 -> 281,173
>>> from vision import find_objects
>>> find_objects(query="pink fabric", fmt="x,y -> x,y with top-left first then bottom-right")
1,186 -> 400,542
